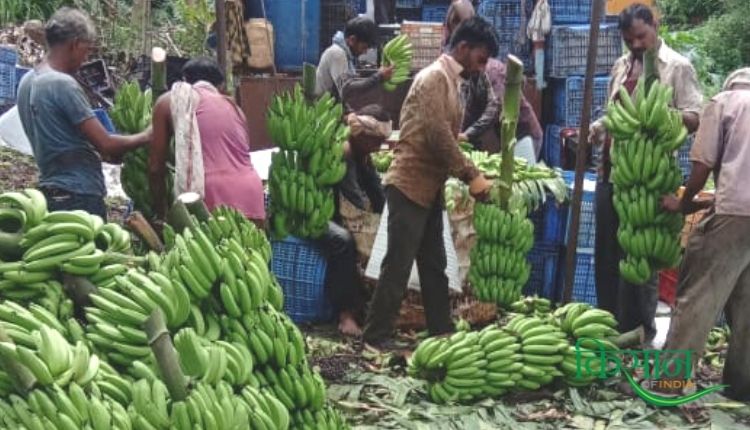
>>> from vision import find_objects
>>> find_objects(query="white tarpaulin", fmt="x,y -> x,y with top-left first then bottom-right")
365,203 -> 462,293
0,106 -> 127,199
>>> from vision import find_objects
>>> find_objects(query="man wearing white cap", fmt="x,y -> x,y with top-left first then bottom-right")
660,68 -> 750,401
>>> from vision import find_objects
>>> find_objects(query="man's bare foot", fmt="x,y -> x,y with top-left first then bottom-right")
338,312 -> 362,337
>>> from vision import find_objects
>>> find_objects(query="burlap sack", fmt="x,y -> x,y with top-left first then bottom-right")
338,196 -> 380,262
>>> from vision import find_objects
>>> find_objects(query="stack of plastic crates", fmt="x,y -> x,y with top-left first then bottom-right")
320,0 -> 360,55
548,0 -> 604,24
0,45 -> 18,108
546,23 -> 622,78
477,0 -> 533,71
550,75 -> 611,127
271,236 -> 333,323
399,21 -> 443,70
526,197 -> 569,298
422,1 -> 449,23
395,0 -> 423,22
557,170 -> 598,305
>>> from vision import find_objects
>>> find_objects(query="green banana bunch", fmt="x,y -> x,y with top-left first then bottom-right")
604,79 -> 688,285
174,327 -> 256,387
382,34 -> 413,92
509,295 -> 552,316
0,279 -> 70,320
289,404 -> 348,430
470,203 -> 534,307
370,150 -> 394,173
0,324 -> 100,388
111,81 -> 175,220
0,381 -> 138,430
202,206 -> 272,264
234,305 -> 305,369
506,315 -> 567,390
267,86 -> 348,240
0,189 -> 47,260
240,385 -> 291,430
552,302 -> 620,341
253,364 -> 326,413
85,268 -> 191,367
446,148 -> 567,214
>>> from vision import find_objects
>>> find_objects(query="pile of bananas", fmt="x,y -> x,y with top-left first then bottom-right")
551,303 -> 619,386
470,203 -> 533,307
410,303 -> 625,402
382,35 -> 412,91
509,296 -> 552,316
111,81 -> 174,220
267,87 -> 348,239
0,189 -> 348,429
603,80 -> 687,284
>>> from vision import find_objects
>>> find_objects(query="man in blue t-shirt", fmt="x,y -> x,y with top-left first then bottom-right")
16,7 -> 150,219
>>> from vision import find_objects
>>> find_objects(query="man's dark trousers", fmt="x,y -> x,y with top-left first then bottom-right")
363,186 -> 453,343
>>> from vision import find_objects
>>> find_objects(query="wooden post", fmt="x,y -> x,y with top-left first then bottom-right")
498,55 -> 525,209
215,0 -> 228,73
562,0 -> 606,303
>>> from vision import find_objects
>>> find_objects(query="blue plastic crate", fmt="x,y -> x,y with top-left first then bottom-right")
549,0 -> 604,24
678,135 -> 693,182
546,24 -> 622,77
525,242 -> 561,298
543,124 -> 564,168
478,0 -> 533,68
0,45 -> 16,64
530,197 -> 569,245
570,249 -> 597,305
0,63 -> 15,105
271,236 -> 333,323
563,171 -> 597,250
542,198 -> 569,245
396,0 -> 422,7
551,75 -> 610,127
422,4 -> 448,22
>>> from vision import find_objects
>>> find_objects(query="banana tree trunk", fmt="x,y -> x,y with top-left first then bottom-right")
498,55 -> 525,210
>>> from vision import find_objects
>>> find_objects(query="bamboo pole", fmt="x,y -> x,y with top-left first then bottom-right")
498,55 -> 525,210
562,0 -> 606,303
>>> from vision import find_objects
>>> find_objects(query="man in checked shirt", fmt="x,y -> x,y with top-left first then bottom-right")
362,17 -> 496,348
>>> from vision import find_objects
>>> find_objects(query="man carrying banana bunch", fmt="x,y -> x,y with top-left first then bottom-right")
590,3 -> 703,346
362,18 -> 496,348
659,69 -> 750,401
316,17 -> 394,102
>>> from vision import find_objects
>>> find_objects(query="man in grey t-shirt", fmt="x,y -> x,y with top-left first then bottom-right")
16,7 -> 150,219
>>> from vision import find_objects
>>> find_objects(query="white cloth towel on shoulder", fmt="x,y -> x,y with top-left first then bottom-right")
171,81 -> 205,198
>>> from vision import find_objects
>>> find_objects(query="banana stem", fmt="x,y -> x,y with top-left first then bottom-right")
62,274 -> 97,319
612,326 -> 644,348
178,192 -> 211,223
126,211 -> 165,252
643,48 -> 659,92
498,56 -> 524,210
0,325 -> 36,394
145,309 -> 188,401
302,63 -> 317,103
151,47 -> 167,103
